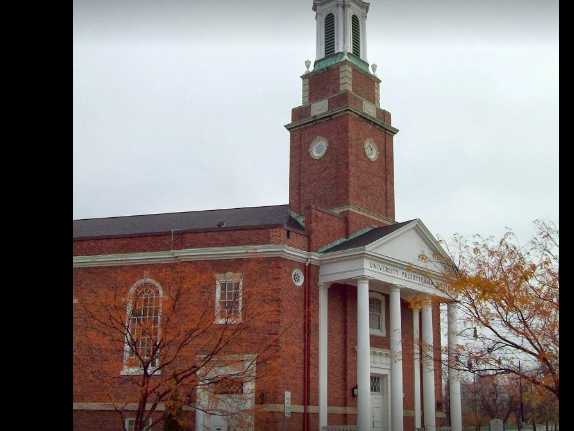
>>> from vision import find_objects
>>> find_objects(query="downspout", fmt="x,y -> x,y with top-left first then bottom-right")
303,258 -> 311,431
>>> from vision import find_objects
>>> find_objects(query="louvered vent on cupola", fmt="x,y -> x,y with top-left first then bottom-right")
352,15 -> 361,57
324,13 -> 335,56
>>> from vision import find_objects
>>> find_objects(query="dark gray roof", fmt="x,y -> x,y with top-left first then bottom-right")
73,204 -> 304,239
322,219 -> 415,253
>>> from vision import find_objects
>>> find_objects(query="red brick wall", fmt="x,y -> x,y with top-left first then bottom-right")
304,206 -> 346,251
348,114 -> 396,221
74,233 -> 174,256
75,255 -> 334,431
289,114 -> 352,215
351,67 -> 379,104
286,229 -> 309,251
289,111 -> 395,222
275,262 -> 319,429
74,227 -> 289,256
74,258 -> 294,412
289,60 -> 396,224
377,108 -> 392,125
305,62 -> 380,106
308,65 -> 340,103
340,210 -> 388,236
292,104 -> 311,123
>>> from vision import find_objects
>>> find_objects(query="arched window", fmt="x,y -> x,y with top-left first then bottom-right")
123,278 -> 162,373
324,13 -> 336,56
369,292 -> 386,336
352,15 -> 361,57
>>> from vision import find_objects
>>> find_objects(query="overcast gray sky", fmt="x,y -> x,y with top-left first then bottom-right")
73,0 -> 558,243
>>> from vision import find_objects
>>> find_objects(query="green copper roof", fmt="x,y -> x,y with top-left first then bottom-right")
313,52 -> 370,73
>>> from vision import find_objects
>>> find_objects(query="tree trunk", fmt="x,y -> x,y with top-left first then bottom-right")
546,421 -> 549,431
533,420 -> 537,431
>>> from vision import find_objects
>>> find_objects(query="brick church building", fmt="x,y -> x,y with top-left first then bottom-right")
73,1 -> 463,430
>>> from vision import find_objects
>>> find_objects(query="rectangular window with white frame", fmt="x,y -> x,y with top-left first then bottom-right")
369,292 -> 386,336
215,273 -> 243,324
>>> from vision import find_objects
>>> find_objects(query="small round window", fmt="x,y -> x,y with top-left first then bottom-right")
309,137 -> 328,159
292,268 -> 305,287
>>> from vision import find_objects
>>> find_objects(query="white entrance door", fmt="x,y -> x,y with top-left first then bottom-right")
370,375 -> 386,431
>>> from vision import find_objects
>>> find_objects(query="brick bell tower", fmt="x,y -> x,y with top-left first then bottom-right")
286,0 -> 398,232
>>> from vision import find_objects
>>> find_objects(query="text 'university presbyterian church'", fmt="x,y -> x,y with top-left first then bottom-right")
73,1 -> 464,430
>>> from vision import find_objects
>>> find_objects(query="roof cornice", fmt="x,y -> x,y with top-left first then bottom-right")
74,244 -> 322,268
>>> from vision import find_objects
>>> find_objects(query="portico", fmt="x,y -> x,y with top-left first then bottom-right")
317,219 -> 463,431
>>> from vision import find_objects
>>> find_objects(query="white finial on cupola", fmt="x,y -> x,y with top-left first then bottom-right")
371,63 -> 377,75
313,0 -> 370,61
305,59 -> 312,72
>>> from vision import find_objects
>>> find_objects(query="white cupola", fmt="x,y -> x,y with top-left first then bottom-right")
312,0 -> 370,61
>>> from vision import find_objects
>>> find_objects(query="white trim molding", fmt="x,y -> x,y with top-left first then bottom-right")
74,244 -> 321,268
72,402 -> 426,417
328,204 -> 395,225
73,402 -> 194,412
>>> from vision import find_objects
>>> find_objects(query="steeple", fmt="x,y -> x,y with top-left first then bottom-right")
286,0 -> 398,233
312,0 -> 371,72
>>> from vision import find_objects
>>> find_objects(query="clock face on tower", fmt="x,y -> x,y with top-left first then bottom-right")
309,136 -> 328,159
364,138 -> 379,161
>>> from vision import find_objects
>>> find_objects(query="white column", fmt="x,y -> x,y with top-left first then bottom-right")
448,303 -> 463,431
343,7 -> 351,54
390,286 -> 404,431
319,283 -> 329,430
361,13 -> 368,61
316,12 -> 323,59
356,278 -> 371,431
422,302 -> 436,431
336,3 -> 345,54
412,308 -> 422,430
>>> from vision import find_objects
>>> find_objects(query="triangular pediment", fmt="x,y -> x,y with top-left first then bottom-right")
365,219 -> 451,274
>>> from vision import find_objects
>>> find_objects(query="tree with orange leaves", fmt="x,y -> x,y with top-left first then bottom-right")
520,373 -> 559,431
74,265 -> 287,431
436,220 -> 559,401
